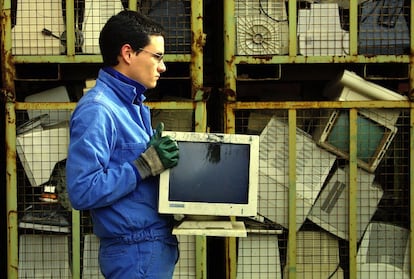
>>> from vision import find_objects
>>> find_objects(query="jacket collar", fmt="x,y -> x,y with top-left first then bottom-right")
102,67 -> 147,105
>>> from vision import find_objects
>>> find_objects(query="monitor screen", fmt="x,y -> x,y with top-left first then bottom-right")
314,109 -> 397,172
169,142 -> 249,203
327,110 -> 389,162
158,131 -> 260,217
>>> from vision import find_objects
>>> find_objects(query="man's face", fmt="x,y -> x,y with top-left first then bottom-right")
127,35 -> 166,89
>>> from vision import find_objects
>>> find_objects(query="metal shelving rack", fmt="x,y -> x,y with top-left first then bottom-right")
3,0 -> 414,278
224,0 -> 413,100
223,1 -> 414,279
2,0 -> 207,278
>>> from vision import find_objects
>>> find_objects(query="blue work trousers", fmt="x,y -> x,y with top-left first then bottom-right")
99,230 -> 179,279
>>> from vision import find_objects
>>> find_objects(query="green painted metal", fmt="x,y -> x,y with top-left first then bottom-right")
195,101 -> 207,133
226,236 -> 237,279
65,0 -> 76,56
128,0 -> 137,11
348,108 -> 358,279
1,0 -> 15,101
2,0 -> 18,277
223,0 -> 237,101
287,109 -> 297,279
196,236 -> 207,279
191,0 -> 205,102
411,109 -> 414,279
5,102 -> 18,279
225,100 -> 411,110
222,113 -> 237,279
232,55 -> 410,65
71,210 -> 81,279
13,54 -> 192,64
287,0 -> 297,56
349,0 -> 358,56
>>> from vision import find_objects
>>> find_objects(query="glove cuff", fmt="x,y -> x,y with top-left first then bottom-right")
140,146 -> 165,176
134,157 -> 152,179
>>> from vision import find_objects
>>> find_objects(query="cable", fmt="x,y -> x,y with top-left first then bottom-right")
259,0 -> 288,22
327,263 -> 341,279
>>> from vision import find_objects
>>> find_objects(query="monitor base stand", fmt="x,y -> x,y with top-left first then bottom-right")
173,218 -> 247,237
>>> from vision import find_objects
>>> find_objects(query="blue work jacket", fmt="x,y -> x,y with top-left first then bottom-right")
66,69 -> 174,240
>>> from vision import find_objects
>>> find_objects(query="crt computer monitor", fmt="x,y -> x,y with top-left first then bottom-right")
158,131 -> 260,218
314,109 -> 397,173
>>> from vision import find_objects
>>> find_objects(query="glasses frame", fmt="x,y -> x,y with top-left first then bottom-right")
138,48 -> 164,63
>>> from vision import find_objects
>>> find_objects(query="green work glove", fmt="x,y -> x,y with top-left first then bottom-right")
134,122 -> 179,179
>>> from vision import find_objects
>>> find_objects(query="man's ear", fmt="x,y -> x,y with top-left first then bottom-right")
120,44 -> 134,64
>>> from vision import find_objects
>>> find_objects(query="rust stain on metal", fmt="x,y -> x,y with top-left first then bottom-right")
8,210 -> 18,222
201,87 -> 212,101
5,106 -> 15,126
225,55 -> 235,67
8,210 -> 19,231
1,89 -> 13,102
410,88 -> 414,101
194,120 -> 200,130
196,32 -> 206,49
1,9 -> 16,101
223,88 -> 236,98
5,144 -> 16,161
241,56 -> 273,62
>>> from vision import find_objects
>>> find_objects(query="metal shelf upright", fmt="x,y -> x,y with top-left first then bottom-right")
2,0 -> 208,278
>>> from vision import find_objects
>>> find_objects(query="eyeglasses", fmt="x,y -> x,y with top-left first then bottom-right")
138,48 -> 164,63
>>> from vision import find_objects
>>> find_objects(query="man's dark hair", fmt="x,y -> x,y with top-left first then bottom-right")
99,10 -> 165,66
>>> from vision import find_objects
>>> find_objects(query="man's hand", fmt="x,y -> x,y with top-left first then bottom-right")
134,122 -> 179,179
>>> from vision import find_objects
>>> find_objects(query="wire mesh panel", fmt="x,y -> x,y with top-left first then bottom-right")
297,2 -> 349,56
308,165 -> 383,242
11,0 -> 125,55
18,234 -> 72,278
235,0 -> 288,55
11,0 -> 193,56
12,0 -> 66,55
257,111 -> 336,230
142,0 -> 192,54
231,102 -> 410,278
16,126 -> 69,188
357,222 -> 410,278
16,106 -> 72,278
82,234 -> 105,278
15,102 -> 197,277
236,233 -> 282,279
82,0 -> 125,54
173,235 -> 197,279
285,230 -> 344,278
358,0 -> 410,55
151,108 -> 194,132
16,108 -> 71,231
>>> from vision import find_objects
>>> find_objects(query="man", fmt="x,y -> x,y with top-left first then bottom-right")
66,10 -> 179,279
